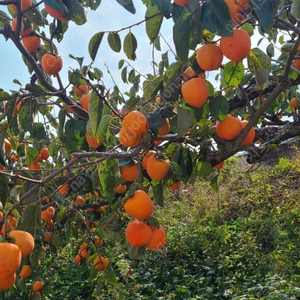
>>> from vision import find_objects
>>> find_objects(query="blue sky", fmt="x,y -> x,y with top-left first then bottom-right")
0,0 -> 175,93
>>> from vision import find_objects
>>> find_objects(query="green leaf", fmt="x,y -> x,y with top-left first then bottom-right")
178,148 -> 193,181
144,75 -> 164,100
145,6 -> 163,43
88,32 -> 105,61
18,204 -> 38,236
197,161 -> 213,179
107,32 -> 121,52
116,0 -> 136,14
151,0 -> 172,18
200,0 -> 233,37
31,123 -> 46,141
128,69 -> 135,83
209,96 -> 229,121
173,13 -> 190,63
118,59 -> 125,69
127,243 -> 145,259
0,91 -> 10,101
0,11 -> 10,29
222,61 -> 245,87
88,91 -> 103,137
210,175 -> 219,192
86,0 -> 102,10
25,147 -> 39,165
266,43 -> 274,57
97,115 -> 112,142
51,232 -> 61,248
177,106 -> 193,138
145,216 -> 160,228
0,175 -> 10,208
154,35 -> 161,50
291,0 -> 300,19
19,98 -> 37,133
152,183 -> 164,206
250,0 -> 274,30
96,277 -> 103,295
123,32 -> 137,60
121,66 -> 127,83
247,47 -> 271,90
99,159 -> 117,204
169,161 -> 182,176
127,96 -> 140,109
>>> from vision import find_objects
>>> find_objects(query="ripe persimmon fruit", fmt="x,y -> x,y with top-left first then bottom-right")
168,181 -> 181,190
183,67 -> 197,80
75,255 -> 81,265
174,0 -> 189,6
240,120 -> 256,145
0,243 -> 21,279
34,154 -> 42,163
126,220 -> 152,247
42,53 -> 63,75
40,148 -> 49,160
44,3 -> 69,21
119,128 -> 142,148
79,249 -> 88,258
94,256 -> 109,271
28,162 -> 40,171
294,59 -> 300,71
224,0 -> 250,25
41,208 -> 53,222
44,231 -> 51,242
214,161 -> 225,169
289,97 -> 299,108
220,28 -> 251,62
147,155 -> 170,181
75,196 -> 85,204
146,225 -> 167,250
45,219 -> 54,228
4,138 -> 11,154
216,114 -> 242,140
9,230 -> 35,258
95,237 -> 103,247
115,184 -> 127,194
0,273 -> 16,291
181,77 -> 209,108
46,207 -> 55,218
196,43 -> 223,71
11,18 -> 33,37
80,94 -> 90,111
19,265 -> 32,278
74,84 -> 88,96
156,97 -> 161,103
59,184 -> 69,196
10,0 -> 32,11
33,281 -> 43,292
158,118 -> 170,136
120,164 -> 139,182
124,190 -> 153,220
86,130 -> 103,149
122,110 -> 149,137
22,35 -> 41,52
155,118 -> 170,145
0,215 -> 18,234
141,150 -> 155,170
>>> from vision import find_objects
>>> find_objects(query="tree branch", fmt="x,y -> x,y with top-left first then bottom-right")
3,24 -> 89,120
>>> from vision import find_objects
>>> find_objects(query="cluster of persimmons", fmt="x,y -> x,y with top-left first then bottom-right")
2,0 -> 300,295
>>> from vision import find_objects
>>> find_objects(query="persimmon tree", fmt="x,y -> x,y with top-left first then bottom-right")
0,0 -> 300,297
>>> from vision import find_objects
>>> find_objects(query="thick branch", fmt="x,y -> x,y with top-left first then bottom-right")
2,25 -> 88,120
